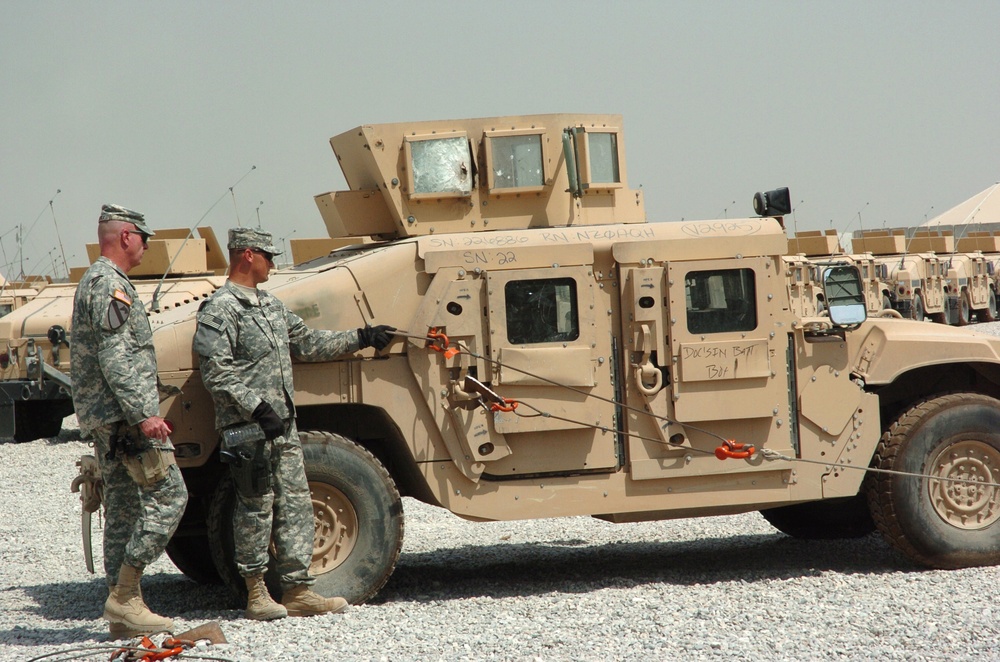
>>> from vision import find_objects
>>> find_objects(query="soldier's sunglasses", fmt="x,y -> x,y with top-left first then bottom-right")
125,228 -> 149,247
250,249 -> 274,262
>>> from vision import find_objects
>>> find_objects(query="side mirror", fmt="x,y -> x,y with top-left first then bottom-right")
822,265 -> 867,327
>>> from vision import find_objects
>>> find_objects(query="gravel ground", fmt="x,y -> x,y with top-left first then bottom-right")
5,323 -> 1000,661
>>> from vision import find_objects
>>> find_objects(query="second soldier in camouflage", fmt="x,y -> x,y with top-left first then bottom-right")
193,227 -> 393,620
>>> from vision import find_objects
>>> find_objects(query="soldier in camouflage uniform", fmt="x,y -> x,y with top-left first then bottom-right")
71,204 -> 188,638
193,227 -> 393,621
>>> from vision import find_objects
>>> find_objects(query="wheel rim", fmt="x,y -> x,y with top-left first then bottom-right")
928,440 -> 1000,529
309,481 -> 359,575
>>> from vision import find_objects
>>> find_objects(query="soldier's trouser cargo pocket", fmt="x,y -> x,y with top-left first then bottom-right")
123,449 -> 176,487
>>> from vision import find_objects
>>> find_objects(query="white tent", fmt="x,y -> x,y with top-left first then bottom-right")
922,182 -> 1000,229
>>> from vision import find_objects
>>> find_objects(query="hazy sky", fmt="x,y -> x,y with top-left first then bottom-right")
3,1 -> 998,279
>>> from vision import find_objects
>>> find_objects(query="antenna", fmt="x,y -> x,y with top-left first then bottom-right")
719,200 -> 736,219
150,165 -> 256,311
255,201 -> 264,229
791,199 -> 804,238
279,229 -> 296,267
18,191 -> 62,279
49,189 -> 69,280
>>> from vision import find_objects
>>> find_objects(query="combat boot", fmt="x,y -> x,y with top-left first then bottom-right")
103,564 -> 173,637
244,574 -> 287,620
281,584 -> 348,617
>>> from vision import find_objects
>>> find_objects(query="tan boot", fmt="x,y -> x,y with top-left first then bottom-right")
281,584 -> 348,617
103,564 -> 173,637
244,574 -> 287,621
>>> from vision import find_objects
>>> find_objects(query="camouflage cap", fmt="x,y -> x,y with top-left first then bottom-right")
98,204 -> 155,237
227,227 -> 282,255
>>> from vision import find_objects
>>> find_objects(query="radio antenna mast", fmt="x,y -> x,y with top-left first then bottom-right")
150,165 -> 256,311
48,189 -> 69,279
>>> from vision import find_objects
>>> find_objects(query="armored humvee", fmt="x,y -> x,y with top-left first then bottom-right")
15,113 -> 1000,605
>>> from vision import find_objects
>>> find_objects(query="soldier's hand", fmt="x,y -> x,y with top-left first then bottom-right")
140,416 -> 171,441
252,401 -> 285,441
357,324 -> 397,351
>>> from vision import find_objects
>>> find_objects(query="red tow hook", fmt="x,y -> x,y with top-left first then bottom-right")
490,398 -> 519,413
714,439 -> 756,460
427,328 -> 460,359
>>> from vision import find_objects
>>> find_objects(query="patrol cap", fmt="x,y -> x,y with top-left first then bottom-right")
98,204 -> 155,237
227,227 -> 282,256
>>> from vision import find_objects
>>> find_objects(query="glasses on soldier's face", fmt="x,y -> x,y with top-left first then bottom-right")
124,229 -> 148,248
250,249 -> 274,262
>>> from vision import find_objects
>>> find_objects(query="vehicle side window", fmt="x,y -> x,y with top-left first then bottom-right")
684,268 -> 756,334
505,278 -> 579,344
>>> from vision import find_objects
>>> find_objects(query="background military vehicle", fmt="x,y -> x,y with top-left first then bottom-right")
0,229 -> 227,442
9,113 -> 1000,606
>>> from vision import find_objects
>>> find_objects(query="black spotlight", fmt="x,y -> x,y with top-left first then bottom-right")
753,187 -> 792,217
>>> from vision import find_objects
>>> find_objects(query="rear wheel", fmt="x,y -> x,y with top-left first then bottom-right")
981,289 -> 997,322
866,393 -> 1000,568
759,493 -> 875,539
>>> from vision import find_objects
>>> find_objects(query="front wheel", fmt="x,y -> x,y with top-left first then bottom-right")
207,431 -> 404,605
300,431 -> 404,604
912,294 -> 925,322
957,291 -> 972,326
866,393 -> 1000,568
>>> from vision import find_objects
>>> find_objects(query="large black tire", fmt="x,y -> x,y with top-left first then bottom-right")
206,473 -> 245,606
165,534 -> 222,584
207,431 -> 403,605
13,401 -> 67,442
301,431 -> 403,604
866,393 -> 1000,569
957,291 -> 972,326
981,289 -> 998,323
759,494 -> 875,539
911,293 -> 925,322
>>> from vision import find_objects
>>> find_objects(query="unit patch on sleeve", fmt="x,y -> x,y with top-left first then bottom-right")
105,292 -> 132,331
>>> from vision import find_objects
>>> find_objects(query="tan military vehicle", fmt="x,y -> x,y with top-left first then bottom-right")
786,230 -> 892,316
856,228 -> 995,325
11,113 -> 1000,606
0,231 -> 226,442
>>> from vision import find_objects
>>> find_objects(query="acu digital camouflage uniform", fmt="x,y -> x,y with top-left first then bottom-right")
71,249 -> 187,589
193,278 -> 359,587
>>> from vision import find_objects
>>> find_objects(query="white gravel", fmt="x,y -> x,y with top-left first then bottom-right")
5,321 -> 1000,661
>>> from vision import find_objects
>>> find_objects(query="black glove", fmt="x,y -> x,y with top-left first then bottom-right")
357,324 -> 396,351
252,401 -> 285,441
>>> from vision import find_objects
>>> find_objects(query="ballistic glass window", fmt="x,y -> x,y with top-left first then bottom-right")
491,134 -> 544,188
410,136 -> 473,195
505,278 -> 579,344
684,268 -> 757,334
588,132 -> 620,184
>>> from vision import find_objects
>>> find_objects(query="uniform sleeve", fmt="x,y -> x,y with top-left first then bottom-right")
284,302 -> 360,362
195,304 -> 263,421
90,277 -> 159,425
